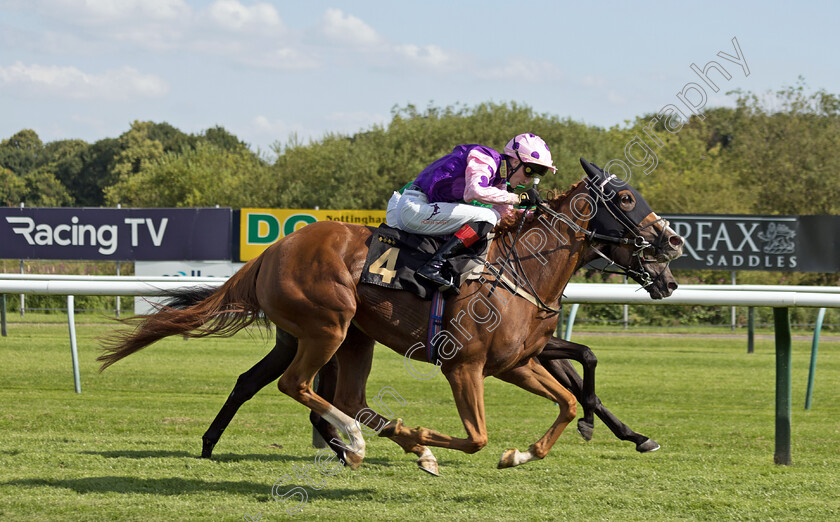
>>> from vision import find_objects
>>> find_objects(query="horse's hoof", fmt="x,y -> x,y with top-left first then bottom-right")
417,456 -> 440,476
577,419 -> 594,441
636,438 -> 660,453
201,439 -> 216,459
378,418 -> 403,438
344,450 -> 364,470
498,448 -> 518,469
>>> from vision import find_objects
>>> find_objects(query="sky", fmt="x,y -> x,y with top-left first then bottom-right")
1,0 -> 838,156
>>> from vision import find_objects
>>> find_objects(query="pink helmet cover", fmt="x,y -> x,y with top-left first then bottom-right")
504,133 -> 557,173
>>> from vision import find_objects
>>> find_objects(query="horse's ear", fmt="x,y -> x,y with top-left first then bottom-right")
579,158 -> 602,179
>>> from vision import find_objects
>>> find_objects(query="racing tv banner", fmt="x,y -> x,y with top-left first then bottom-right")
664,215 -> 840,272
0,207 -> 232,261
239,208 -> 387,261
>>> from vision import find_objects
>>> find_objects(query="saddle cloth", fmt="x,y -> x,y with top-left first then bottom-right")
360,224 -> 491,300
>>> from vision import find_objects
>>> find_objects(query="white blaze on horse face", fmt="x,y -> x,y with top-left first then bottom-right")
323,406 -> 366,459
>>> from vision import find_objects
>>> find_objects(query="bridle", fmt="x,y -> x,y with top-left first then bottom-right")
488,178 -> 673,312
579,176 -> 674,288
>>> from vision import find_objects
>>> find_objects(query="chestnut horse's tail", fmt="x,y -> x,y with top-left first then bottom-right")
97,256 -> 267,371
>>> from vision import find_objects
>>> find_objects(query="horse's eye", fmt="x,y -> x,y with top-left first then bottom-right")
618,190 -> 636,211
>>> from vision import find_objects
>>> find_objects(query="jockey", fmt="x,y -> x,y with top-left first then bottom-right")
386,133 -> 557,292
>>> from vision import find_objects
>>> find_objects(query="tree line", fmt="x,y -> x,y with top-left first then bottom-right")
3,81 -> 839,217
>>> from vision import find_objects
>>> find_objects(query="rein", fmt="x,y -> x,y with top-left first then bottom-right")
484,254 -> 562,314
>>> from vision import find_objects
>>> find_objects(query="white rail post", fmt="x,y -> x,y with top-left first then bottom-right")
115,204 -> 121,318
67,295 -> 81,394
623,275 -> 629,329
563,303 -> 580,341
115,261 -> 121,318
18,203 -> 24,317
19,259 -> 24,318
731,271 -> 737,331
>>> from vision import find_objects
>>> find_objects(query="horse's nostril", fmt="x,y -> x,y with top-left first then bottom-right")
668,282 -> 678,291
669,236 -> 683,248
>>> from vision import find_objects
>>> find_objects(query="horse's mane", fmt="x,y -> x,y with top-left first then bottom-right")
493,180 -> 585,235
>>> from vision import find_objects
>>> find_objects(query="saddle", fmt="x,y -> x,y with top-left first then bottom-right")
360,224 -> 491,300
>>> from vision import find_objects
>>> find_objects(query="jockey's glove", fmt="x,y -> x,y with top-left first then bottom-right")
518,188 -> 541,208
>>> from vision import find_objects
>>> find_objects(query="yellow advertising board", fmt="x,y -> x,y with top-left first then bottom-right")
239,209 -> 387,260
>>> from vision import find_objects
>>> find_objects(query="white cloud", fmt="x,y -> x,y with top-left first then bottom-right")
581,75 -> 607,88
34,0 -> 191,24
251,115 -> 309,137
241,47 -> 320,70
393,44 -> 455,71
320,8 -> 381,46
70,113 -> 108,129
607,89 -> 627,105
20,1 -> 296,63
207,0 -> 282,33
475,59 -> 563,82
247,111 -> 387,150
246,115 -> 319,152
14,0 -> 193,51
4,3 -> 534,82
323,111 -> 388,134
707,92 -> 737,109
0,62 -> 169,100
252,115 -> 278,133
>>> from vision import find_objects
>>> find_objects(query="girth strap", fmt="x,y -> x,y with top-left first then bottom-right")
426,291 -> 446,365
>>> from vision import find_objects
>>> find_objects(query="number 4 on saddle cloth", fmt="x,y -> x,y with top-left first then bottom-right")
360,224 -> 492,300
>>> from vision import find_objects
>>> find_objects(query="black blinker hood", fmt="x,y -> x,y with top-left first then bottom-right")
579,158 -> 653,238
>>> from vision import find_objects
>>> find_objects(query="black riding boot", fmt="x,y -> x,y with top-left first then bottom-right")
416,235 -> 466,294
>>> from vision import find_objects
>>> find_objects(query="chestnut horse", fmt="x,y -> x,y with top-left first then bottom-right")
99,159 -> 682,473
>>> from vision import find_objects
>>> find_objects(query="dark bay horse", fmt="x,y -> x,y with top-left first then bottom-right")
198,329 -> 660,466
538,340 -> 661,453
100,159 -> 682,473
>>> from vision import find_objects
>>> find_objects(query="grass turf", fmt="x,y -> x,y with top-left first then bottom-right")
1,320 -> 838,520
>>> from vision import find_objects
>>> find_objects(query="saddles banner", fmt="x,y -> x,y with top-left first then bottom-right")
0,207 -> 232,261
663,215 -> 840,272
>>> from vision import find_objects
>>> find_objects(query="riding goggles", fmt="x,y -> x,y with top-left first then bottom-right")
522,162 -> 550,178
511,148 -> 551,178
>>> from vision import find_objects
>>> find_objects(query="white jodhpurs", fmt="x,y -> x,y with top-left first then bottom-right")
386,190 -> 501,236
